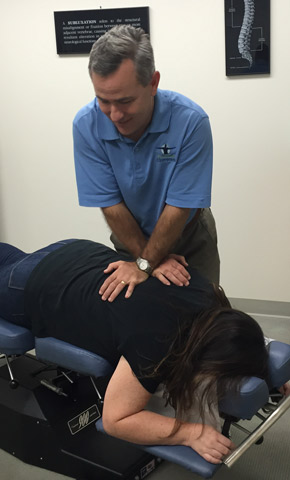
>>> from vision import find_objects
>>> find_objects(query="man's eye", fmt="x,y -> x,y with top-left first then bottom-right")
97,97 -> 109,105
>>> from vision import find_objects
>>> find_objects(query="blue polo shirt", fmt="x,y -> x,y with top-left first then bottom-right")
73,89 -> 213,237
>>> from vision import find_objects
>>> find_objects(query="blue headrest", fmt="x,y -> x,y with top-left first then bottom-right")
267,341 -> 290,388
219,377 -> 269,419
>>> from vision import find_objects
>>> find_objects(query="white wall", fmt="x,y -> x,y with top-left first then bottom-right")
0,0 -> 289,302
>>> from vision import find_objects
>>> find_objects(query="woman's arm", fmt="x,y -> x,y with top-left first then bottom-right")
102,357 -> 235,464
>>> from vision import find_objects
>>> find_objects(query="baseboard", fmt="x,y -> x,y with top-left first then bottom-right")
228,298 -> 290,318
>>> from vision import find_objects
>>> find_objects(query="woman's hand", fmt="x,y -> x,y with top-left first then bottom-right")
188,424 -> 235,464
152,254 -> 191,287
278,382 -> 290,397
99,261 -> 148,302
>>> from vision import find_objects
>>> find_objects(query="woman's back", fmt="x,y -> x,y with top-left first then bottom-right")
25,240 -> 216,392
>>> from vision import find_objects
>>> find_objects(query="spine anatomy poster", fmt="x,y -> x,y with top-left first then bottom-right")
225,0 -> 270,76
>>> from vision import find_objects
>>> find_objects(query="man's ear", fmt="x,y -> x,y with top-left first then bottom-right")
151,71 -> 160,96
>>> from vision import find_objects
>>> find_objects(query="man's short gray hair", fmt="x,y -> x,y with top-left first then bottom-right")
88,25 -> 155,86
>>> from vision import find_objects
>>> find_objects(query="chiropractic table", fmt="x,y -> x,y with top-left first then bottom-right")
0,316 -> 290,480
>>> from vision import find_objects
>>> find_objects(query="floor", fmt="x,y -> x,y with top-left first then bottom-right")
0,312 -> 289,480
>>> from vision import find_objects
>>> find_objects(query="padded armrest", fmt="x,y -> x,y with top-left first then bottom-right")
96,418 -> 220,479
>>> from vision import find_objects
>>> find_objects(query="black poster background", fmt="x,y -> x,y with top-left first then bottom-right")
54,7 -> 149,54
224,0 -> 270,76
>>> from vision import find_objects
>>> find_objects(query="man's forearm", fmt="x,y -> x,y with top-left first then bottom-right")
102,202 -> 147,258
141,205 -> 191,269
102,203 -> 190,269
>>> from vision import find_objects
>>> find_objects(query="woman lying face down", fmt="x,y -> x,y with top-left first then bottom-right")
102,305 -> 270,464
0,239 -> 281,464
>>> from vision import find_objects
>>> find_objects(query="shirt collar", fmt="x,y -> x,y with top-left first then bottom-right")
147,90 -> 171,134
96,98 -> 120,141
96,89 -> 172,141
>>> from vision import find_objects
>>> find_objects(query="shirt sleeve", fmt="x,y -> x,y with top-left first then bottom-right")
120,332 -> 165,394
73,119 -> 123,207
166,116 -> 213,208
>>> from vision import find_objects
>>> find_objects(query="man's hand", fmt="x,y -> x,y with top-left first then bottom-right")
99,261 -> 148,302
152,254 -> 191,287
188,424 -> 235,464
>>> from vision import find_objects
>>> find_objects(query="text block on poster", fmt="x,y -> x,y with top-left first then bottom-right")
54,7 -> 149,54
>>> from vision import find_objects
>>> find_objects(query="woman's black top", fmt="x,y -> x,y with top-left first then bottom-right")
25,240 -> 216,393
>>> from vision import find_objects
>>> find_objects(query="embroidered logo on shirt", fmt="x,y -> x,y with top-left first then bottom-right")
156,144 -> 176,162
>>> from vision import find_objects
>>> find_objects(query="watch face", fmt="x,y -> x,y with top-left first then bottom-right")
137,257 -> 152,274
139,259 -> 148,270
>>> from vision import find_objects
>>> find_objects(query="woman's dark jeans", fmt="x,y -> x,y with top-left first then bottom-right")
0,240 -> 76,327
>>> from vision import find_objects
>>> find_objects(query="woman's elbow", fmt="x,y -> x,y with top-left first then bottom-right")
102,411 -> 120,437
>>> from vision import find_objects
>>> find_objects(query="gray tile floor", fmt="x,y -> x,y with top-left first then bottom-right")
1,313 -> 289,480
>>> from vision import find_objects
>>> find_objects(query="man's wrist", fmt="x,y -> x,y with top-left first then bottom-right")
136,257 -> 153,275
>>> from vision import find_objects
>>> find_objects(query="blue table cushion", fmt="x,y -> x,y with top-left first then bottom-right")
35,336 -> 114,377
0,318 -> 35,354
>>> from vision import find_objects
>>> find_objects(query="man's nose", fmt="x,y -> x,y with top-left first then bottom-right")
110,104 -> 124,122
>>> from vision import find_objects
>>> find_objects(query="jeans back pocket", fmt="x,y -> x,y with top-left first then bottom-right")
9,252 -> 50,290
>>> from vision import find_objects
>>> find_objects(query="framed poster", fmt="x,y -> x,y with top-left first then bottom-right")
224,0 -> 270,76
54,7 -> 149,54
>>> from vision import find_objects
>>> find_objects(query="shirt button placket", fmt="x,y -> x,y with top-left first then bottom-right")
134,145 -> 142,182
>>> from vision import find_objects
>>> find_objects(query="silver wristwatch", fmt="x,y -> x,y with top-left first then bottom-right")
136,257 -> 153,275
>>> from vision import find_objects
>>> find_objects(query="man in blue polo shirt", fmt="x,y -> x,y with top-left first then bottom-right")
73,25 -> 219,302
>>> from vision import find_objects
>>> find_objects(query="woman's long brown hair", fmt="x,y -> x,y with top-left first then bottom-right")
152,285 -> 268,429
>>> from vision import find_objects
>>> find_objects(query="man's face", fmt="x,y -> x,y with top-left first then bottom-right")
91,59 -> 160,142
